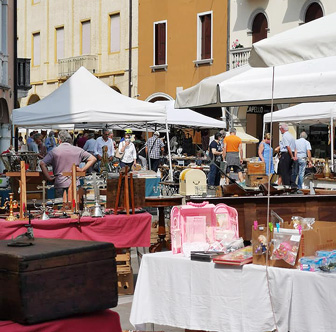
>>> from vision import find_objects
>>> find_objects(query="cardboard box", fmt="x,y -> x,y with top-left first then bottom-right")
252,221 -> 336,268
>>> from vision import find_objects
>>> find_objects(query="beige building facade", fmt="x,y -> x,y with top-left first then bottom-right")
17,0 -> 138,107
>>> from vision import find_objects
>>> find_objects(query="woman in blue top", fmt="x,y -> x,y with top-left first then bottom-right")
258,133 -> 274,175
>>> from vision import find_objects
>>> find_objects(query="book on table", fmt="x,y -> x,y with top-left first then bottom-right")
213,246 -> 253,266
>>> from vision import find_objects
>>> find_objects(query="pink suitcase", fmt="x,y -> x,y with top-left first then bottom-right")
170,201 -> 239,254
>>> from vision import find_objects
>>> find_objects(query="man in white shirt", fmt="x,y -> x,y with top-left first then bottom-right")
94,129 -> 114,172
293,131 -> 312,189
276,123 -> 296,186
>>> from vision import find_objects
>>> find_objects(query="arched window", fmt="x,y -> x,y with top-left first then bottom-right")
305,2 -> 323,23
252,13 -> 268,44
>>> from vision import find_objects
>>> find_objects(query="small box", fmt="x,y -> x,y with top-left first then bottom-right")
246,174 -> 268,187
118,270 -> 134,295
247,162 -> 265,175
0,238 -> 118,324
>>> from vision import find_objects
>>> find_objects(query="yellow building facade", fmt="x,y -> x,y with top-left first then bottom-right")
138,0 -> 228,103
17,0 -> 138,107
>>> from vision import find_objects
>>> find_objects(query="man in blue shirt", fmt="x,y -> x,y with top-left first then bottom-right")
292,131 -> 312,189
277,123 -> 296,186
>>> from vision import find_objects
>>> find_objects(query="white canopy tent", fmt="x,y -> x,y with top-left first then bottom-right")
249,13 -> 336,68
12,67 -> 176,179
154,100 -> 259,143
175,55 -> 336,108
263,102 -> 336,166
263,102 -> 336,125
12,67 -> 166,126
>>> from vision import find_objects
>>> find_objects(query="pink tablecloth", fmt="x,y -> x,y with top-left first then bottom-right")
0,310 -> 122,332
0,212 -> 152,248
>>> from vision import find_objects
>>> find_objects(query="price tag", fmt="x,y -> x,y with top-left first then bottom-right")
291,235 -> 301,242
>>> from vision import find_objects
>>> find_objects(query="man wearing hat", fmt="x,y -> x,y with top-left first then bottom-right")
145,131 -> 164,173
223,128 -> 244,183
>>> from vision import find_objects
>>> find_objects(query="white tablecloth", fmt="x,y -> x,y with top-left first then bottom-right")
130,252 -> 336,332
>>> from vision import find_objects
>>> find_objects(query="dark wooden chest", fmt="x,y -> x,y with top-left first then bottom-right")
0,238 -> 118,324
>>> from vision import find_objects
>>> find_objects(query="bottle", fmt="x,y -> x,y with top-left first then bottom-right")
323,158 -> 331,178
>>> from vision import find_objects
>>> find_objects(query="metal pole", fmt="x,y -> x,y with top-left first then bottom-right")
145,122 -> 151,170
331,112 -> 334,171
128,0 -> 132,97
13,0 -> 18,149
165,121 -> 173,181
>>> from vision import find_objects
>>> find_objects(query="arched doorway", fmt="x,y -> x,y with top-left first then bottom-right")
252,13 -> 268,44
305,2 -> 323,23
27,94 -> 40,105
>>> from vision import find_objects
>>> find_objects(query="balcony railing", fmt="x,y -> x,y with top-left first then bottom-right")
17,58 -> 31,92
230,47 -> 251,69
58,55 -> 98,78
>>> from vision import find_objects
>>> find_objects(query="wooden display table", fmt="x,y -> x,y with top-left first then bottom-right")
145,195 -> 183,253
187,194 -> 336,240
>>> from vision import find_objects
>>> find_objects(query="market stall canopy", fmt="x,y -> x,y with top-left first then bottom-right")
175,56 -> 336,108
12,67 -> 166,126
154,100 -> 226,128
249,13 -> 336,67
156,101 -> 259,143
264,102 -> 336,124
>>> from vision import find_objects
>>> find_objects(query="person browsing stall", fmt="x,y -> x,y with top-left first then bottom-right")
292,131 -> 312,189
258,133 -> 274,176
223,128 -> 244,183
40,130 -> 96,199
145,131 -> 164,173
276,123 -> 296,186
83,133 -> 96,155
208,132 -> 223,187
95,129 -> 114,160
118,133 -> 137,169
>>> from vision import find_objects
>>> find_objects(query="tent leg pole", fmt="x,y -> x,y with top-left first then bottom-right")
165,121 -> 173,182
145,123 -> 151,170
12,124 -> 15,148
331,115 -> 334,171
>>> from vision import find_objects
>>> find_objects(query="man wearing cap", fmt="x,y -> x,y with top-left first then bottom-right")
276,123 -> 296,186
145,131 -> 164,172
223,128 -> 244,183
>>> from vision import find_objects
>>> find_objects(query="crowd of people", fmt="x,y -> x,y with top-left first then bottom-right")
18,128 -> 163,174
208,123 -> 312,189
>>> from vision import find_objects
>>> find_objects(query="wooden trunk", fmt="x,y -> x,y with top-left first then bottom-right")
0,238 -> 118,325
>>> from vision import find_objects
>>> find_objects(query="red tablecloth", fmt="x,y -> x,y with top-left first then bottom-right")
0,310 -> 122,332
0,212 -> 151,248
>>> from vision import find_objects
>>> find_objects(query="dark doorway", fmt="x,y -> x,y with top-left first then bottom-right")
252,13 -> 268,44
305,3 -> 323,23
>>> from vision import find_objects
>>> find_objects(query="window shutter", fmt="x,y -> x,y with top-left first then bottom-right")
82,21 -> 91,55
110,14 -> 120,52
201,14 -> 211,60
155,22 -> 166,65
56,27 -> 64,60
33,33 -> 40,66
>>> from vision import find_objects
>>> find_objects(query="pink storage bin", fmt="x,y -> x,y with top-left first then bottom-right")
170,201 -> 239,254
